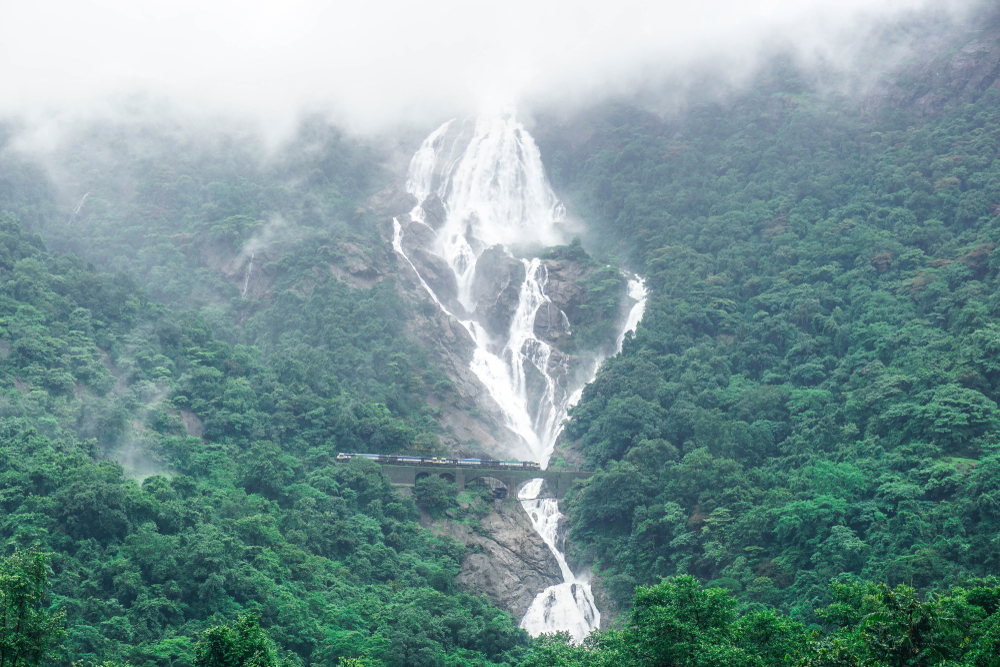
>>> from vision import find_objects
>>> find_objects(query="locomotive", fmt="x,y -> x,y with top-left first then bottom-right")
335,452 -> 541,471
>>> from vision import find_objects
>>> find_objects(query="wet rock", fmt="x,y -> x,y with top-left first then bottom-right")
367,186 -> 418,219
533,301 -> 572,346
540,259 -> 590,327
409,248 -> 458,303
434,502 -> 563,618
421,193 -> 448,229
400,219 -> 437,253
588,573 -> 621,631
471,245 -> 525,340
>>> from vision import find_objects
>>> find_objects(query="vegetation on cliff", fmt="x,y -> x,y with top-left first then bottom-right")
0,139 -> 529,666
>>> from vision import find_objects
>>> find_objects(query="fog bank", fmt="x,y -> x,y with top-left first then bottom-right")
1,0 -> 981,136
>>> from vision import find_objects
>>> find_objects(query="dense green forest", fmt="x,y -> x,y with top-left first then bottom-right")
539,27 -> 1000,626
0,118 -> 530,666
4,7 -> 1000,666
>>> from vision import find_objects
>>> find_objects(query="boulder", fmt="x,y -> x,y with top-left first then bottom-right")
533,301 -> 572,346
400,218 -> 437,253
540,259 -> 590,327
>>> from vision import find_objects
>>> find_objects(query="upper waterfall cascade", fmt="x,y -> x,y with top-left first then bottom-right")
393,110 -> 646,642
406,113 -> 570,309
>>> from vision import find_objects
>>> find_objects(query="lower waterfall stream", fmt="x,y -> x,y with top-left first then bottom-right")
517,480 -> 600,641
393,110 -> 647,642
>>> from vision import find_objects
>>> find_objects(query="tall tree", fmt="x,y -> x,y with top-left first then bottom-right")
0,550 -> 65,667
194,615 -> 277,667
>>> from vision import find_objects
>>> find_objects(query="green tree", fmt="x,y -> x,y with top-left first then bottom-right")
413,475 -> 456,516
0,550 -> 66,667
194,615 -> 277,667
802,581 -> 961,667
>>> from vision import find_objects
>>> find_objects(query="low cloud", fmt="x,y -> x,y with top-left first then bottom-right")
0,0 -> 983,137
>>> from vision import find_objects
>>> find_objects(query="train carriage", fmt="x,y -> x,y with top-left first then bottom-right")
336,453 -> 540,471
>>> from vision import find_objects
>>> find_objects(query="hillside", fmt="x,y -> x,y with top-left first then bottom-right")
536,11 -> 1000,622
3,5 -> 1000,667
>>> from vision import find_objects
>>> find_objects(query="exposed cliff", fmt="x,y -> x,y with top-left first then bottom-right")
425,501 -> 563,619
368,186 -> 523,458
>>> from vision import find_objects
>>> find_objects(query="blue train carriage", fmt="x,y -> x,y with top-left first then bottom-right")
496,460 -> 542,471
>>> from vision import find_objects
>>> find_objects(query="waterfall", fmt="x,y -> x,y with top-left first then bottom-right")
241,252 -> 255,297
616,278 -> 647,353
393,109 -> 646,642
518,479 -> 600,641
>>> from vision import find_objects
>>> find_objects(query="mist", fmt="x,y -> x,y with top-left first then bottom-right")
1,0 -> 982,138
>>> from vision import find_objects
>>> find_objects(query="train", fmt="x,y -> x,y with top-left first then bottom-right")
335,452 -> 541,471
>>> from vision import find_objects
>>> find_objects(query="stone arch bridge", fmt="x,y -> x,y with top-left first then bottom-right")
380,464 -> 592,499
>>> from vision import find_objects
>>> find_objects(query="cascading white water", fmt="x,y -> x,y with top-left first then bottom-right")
393,109 -> 646,642
242,252 -> 255,297
406,112 -> 568,309
518,479 -> 599,642
517,284 -> 645,642
616,278 -> 647,353
402,109 -> 574,462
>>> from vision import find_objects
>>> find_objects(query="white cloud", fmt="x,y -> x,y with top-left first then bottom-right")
0,0 -> 981,135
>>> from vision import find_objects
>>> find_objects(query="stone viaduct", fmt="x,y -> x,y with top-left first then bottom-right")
379,464 -> 592,499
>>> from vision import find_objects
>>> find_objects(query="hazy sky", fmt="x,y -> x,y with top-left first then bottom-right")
0,0 -> 978,135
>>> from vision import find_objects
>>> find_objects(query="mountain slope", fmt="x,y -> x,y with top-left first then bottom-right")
536,18 -> 1000,620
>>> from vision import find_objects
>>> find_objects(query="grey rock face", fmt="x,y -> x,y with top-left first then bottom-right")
864,18 -> 1000,117
533,301 -> 572,346
470,245 -> 525,341
539,259 -> 589,327
439,502 -> 563,618
369,187 -> 418,220
400,216 -> 437,251
907,40 -> 1000,113
421,194 -> 448,230
409,247 -> 459,304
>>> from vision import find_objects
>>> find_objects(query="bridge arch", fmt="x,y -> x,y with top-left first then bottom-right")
415,471 -> 458,486
464,475 -> 510,499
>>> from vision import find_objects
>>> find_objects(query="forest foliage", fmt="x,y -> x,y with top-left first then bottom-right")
0,120 -> 528,667
539,59 -> 1000,621
3,11 -> 1000,667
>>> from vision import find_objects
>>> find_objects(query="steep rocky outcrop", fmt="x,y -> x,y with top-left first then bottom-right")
553,504 -> 619,630
540,258 -> 590,326
421,193 -> 447,230
470,245 -> 525,340
532,258 -> 591,346
431,502 -> 563,618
